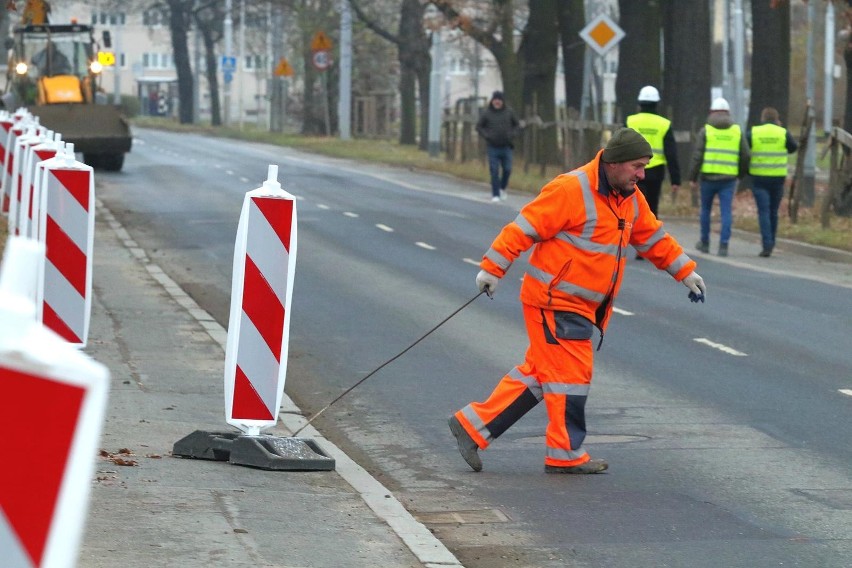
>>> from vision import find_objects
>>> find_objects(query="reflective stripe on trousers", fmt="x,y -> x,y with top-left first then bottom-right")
455,304 -> 593,467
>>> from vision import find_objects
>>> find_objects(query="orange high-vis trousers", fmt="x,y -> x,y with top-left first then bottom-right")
454,303 -> 594,467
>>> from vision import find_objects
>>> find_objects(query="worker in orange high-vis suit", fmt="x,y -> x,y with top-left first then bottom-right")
449,127 -> 707,474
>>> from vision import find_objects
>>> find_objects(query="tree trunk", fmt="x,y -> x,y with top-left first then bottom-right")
663,0 -> 711,171
615,0 -> 662,124
520,0 -> 559,164
166,0 -> 194,124
749,1 -> 791,127
416,62 -> 431,150
398,0 -> 430,147
201,30 -> 221,126
556,0 -> 586,113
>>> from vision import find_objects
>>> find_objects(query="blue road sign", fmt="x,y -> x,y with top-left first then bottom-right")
220,56 -> 237,73
224,71 -> 233,84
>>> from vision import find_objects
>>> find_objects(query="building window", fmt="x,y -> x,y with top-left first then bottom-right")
244,55 -> 267,71
143,9 -> 165,26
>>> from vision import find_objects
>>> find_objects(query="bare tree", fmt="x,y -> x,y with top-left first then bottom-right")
164,0 -> 195,124
556,0 -> 585,112
519,0 -> 559,162
349,0 -> 431,147
194,0 -> 225,126
749,0 -> 791,127
615,0 -> 662,123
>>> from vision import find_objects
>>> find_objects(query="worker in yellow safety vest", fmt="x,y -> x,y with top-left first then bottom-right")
687,97 -> 750,257
746,107 -> 797,257
626,85 -> 681,260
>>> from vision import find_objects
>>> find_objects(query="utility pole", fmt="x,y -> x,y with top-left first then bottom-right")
338,0 -> 352,140
112,12 -> 122,106
224,0 -> 233,126
427,29 -> 443,157
803,0 -> 816,206
732,0 -> 746,126
824,1 -> 836,135
238,0 -> 245,130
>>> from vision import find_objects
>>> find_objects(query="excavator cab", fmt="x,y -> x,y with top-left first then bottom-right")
6,24 -> 99,107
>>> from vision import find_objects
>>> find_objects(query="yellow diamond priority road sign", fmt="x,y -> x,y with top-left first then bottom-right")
579,13 -> 625,56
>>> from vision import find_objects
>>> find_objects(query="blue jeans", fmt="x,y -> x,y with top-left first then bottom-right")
751,176 -> 785,250
699,178 -> 735,245
486,145 -> 512,197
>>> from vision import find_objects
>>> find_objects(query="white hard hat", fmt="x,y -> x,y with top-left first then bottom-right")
637,85 -> 660,103
710,97 -> 730,112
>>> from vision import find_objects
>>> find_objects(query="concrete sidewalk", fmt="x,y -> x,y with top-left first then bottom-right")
77,202 -> 462,568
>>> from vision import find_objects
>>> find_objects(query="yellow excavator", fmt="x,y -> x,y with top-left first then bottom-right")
2,0 -> 132,170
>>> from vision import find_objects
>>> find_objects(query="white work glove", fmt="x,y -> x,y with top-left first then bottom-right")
476,270 -> 500,298
682,271 -> 706,303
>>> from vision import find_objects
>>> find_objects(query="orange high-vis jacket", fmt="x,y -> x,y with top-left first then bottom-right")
480,149 -> 696,335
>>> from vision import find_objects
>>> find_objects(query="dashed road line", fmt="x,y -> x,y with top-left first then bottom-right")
343,211 -> 359,218
462,258 -> 480,266
694,337 -> 748,356
839,389 -> 852,397
613,307 -> 634,316
415,241 -> 436,250
317,204 -> 330,210
375,224 -> 394,232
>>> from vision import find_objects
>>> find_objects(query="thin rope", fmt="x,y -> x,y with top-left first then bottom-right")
291,291 -> 486,437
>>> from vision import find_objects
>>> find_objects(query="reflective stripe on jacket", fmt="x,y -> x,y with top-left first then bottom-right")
480,150 -> 696,334
701,124 -> 741,175
749,123 -> 788,177
626,113 -> 669,169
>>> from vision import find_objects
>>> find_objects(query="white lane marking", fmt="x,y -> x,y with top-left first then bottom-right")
613,307 -> 634,316
240,177 -> 250,183
415,241 -> 436,250
343,211 -> 359,218
839,389 -> 852,397
463,258 -> 480,266
317,204 -> 330,210
225,169 -> 234,175
375,224 -> 394,232
694,337 -> 748,356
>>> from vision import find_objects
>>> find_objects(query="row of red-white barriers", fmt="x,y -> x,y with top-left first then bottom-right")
0,107 -> 106,568
1,102 -> 303,565
1,107 -> 94,347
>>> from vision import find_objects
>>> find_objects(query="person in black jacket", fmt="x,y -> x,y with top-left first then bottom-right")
476,91 -> 520,202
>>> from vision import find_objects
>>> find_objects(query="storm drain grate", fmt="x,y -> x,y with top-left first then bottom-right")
415,509 -> 510,524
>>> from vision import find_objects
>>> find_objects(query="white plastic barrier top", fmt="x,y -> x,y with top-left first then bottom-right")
2,109 -> 30,215
0,110 -> 14,212
35,143 -> 95,347
0,236 -> 109,568
9,125 -> 46,236
224,165 -> 298,435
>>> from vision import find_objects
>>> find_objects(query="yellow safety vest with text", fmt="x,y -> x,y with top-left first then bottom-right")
701,124 -> 741,176
749,123 -> 788,177
626,113 -> 669,169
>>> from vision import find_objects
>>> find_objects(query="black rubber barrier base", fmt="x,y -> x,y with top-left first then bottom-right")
172,430 -> 335,471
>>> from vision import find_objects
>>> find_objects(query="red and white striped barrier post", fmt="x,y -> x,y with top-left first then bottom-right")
2,109 -> 29,215
9,125 -> 46,236
21,131 -> 62,240
0,111 -> 15,213
0,236 -> 109,568
35,143 -> 95,347
224,165 -> 298,435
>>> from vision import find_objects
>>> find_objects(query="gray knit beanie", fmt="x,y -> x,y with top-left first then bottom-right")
601,127 -> 653,163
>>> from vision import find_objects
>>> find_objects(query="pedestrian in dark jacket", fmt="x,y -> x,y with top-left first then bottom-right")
747,107 -> 797,257
477,91 -> 520,202
688,97 -> 750,257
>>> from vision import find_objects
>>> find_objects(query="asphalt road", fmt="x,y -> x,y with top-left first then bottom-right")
96,128 -> 852,568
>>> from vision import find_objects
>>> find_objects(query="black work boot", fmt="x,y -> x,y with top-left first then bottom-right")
545,458 -> 608,474
718,242 -> 729,257
696,240 -> 709,253
448,416 -> 482,472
